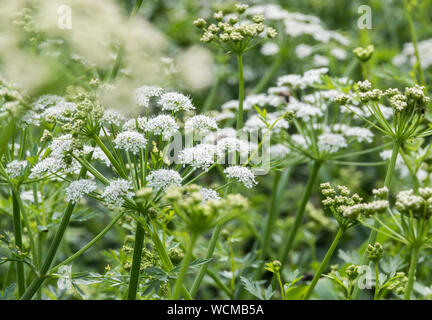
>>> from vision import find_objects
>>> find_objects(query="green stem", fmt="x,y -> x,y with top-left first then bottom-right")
256,169 -> 291,279
21,201 -> 77,300
236,54 -> 244,131
126,223 -> 145,300
172,233 -> 198,299
403,0 -> 425,86
280,161 -> 321,266
302,226 -> 344,300
352,141 -> 400,300
374,263 -> 380,300
151,228 -> 192,300
277,272 -> 285,299
404,246 -> 420,300
190,224 -> 222,297
130,0 -> 143,17
12,190 -> 25,297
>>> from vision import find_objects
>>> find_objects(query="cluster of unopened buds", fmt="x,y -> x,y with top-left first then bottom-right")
395,187 -> 432,219
193,3 -> 277,54
320,183 -> 390,222
356,80 -> 430,113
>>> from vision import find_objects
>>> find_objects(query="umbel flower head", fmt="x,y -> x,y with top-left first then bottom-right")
193,3 -> 277,55
320,182 -> 388,228
366,242 -> 384,263
163,184 -> 248,234
349,81 -> 431,142
395,188 -> 432,219
353,45 -> 374,62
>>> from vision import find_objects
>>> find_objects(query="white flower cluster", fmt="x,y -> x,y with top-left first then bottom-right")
101,179 -> 134,207
224,166 -> 257,188
30,134 -> 80,178
243,112 -> 289,132
247,4 -> 349,45
146,169 -> 182,190
200,188 -> 221,202
5,160 -> 28,179
178,144 -> 220,171
185,115 -> 218,132
113,131 -> 147,154
217,137 -> 250,157
65,179 -> 97,203
102,109 -> 126,127
333,124 -> 374,143
393,38 -> 432,70
318,133 -> 347,154
159,92 -> 195,112
277,68 -> 328,89
146,115 -> 179,140
123,117 -> 148,132
134,85 -> 164,107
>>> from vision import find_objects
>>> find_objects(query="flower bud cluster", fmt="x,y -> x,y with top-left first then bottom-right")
395,188 -> 432,219
193,3 -> 277,55
366,242 -> 384,263
163,184 -> 248,233
353,45 -> 374,62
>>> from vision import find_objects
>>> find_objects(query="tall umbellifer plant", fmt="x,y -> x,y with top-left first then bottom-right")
190,3 -> 276,295
15,84 -> 258,300
337,81 -> 431,298
301,183 -> 389,300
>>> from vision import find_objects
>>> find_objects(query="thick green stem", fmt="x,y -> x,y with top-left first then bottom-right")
126,223 -> 145,300
172,233 -> 198,299
236,54 -> 244,131
302,226 -> 344,300
21,201 -> 77,300
190,224 -> 222,297
256,168 -> 291,280
352,141 -> 400,300
374,263 -> 380,300
280,161 -> 321,266
404,246 -> 420,300
12,190 -> 25,297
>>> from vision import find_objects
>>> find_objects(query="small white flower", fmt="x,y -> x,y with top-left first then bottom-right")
123,117 -> 148,132
145,115 -> 179,140
270,144 -> 290,159
65,179 -> 97,203
113,131 -> 147,154
185,115 -> 218,132
178,144 -> 219,171
159,92 -> 195,112
102,109 -> 126,127
261,42 -> 280,56
318,133 -> 347,153
295,44 -> 313,58
217,138 -> 250,157
6,160 -> 28,179
330,47 -> 347,60
200,188 -> 221,202
146,169 -> 182,190
102,179 -> 134,207
134,86 -> 164,107
82,146 -> 111,167
224,166 -> 257,188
